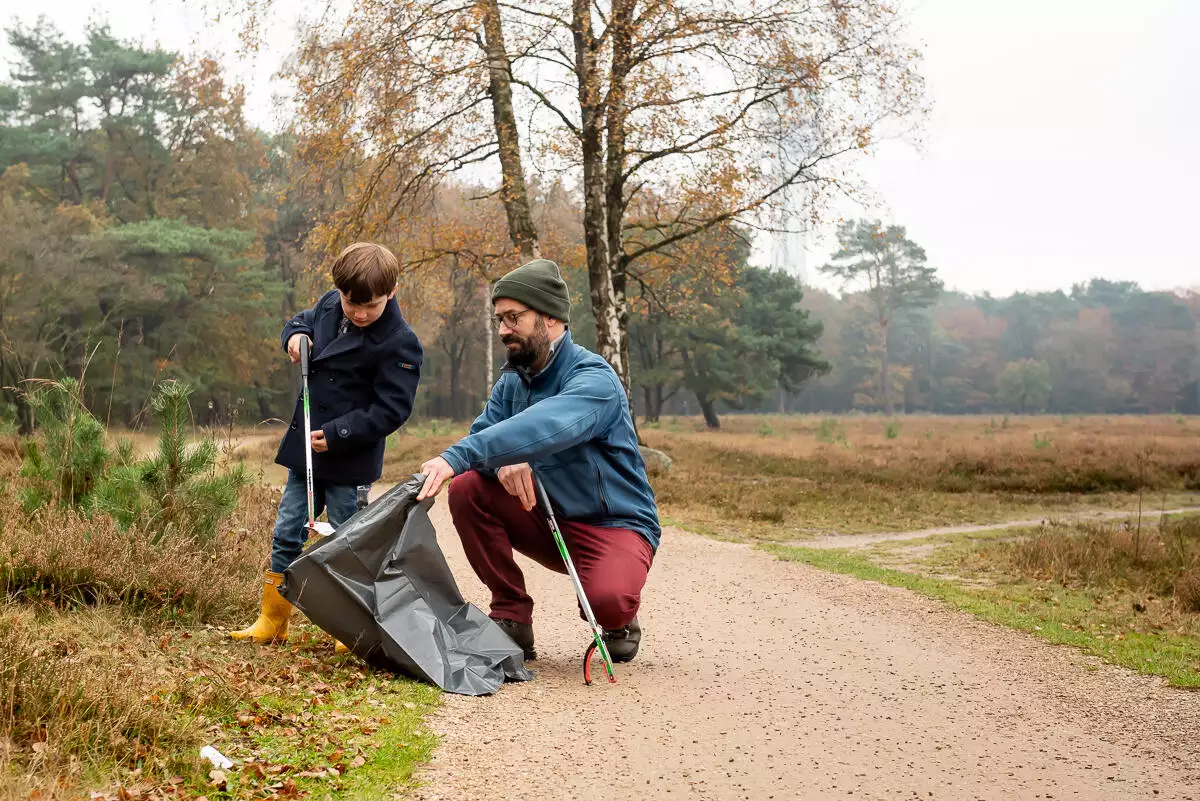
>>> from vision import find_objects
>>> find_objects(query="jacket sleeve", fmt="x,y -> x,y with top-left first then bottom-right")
469,376 -> 509,435
461,376 -> 509,478
280,292 -> 330,351
440,364 -> 623,474
322,330 -> 423,451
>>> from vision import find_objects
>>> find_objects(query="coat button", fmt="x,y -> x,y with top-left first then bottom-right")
339,428 -> 349,436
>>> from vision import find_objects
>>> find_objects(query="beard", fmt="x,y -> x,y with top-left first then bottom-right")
502,316 -> 551,369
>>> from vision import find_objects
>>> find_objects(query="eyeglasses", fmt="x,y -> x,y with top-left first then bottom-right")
490,309 -> 535,331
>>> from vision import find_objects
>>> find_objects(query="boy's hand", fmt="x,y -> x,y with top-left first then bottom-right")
417,456 -> 456,501
311,430 -> 328,453
287,333 -> 313,363
497,463 -> 536,511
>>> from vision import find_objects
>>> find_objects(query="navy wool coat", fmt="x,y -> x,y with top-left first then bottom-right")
275,290 -> 423,485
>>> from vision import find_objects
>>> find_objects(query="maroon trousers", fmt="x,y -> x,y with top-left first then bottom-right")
447,470 -> 653,630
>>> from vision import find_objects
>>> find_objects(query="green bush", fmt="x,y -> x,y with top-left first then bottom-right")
18,378 -> 246,544
18,379 -> 109,512
816,417 -> 841,443
92,380 -> 246,543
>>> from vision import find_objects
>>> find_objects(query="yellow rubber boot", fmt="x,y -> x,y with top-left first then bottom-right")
229,571 -> 293,643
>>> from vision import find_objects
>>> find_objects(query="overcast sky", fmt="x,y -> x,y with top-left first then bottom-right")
3,0 -> 1197,297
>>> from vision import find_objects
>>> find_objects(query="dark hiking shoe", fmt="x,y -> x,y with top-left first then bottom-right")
493,618 -> 537,661
602,616 -> 641,663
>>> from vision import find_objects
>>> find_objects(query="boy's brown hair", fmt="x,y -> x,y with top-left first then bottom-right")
331,242 -> 400,303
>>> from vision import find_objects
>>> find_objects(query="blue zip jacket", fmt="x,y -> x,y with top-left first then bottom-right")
440,331 -> 662,550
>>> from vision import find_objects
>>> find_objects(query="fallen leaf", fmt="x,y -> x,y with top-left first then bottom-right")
349,755 -> 366,769
208,770 -> 227,789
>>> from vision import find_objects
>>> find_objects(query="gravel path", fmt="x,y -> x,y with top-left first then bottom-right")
408,502 -> 1200,800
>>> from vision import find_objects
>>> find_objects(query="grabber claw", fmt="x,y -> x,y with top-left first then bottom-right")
584,642 -> 596,685
583,641 -> 616,685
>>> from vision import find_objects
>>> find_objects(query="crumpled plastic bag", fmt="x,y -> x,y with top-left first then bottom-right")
280,474 -> 532,695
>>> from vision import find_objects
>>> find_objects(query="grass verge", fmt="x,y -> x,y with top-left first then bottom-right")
3,616 -> 442,801
175,625 -> 440,801
765,516 -> 1200,689
1,479 -> 442,799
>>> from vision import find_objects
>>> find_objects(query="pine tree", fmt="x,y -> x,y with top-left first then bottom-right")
93,380 -> 246,544
18,378 -> 109,511
820,220 -> 942,414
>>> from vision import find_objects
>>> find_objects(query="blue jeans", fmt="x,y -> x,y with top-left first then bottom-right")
269,470 -> 366,573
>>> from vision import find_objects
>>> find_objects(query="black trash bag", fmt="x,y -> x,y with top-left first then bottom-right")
279,474 -> 533,696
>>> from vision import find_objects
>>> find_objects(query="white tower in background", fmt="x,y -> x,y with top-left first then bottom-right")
769,184 -> 808,283
755,130 -> 810,283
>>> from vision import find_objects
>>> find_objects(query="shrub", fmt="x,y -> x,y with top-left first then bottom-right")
93,380 -> 246,543
18,379 -> 109,512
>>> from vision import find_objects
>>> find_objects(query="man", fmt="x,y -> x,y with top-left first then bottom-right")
418,258 -> 660,663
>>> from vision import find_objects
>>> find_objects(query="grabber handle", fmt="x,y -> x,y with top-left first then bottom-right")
298,336 -> 310,378
534,473 -> 551,520
534,473 -> 565,532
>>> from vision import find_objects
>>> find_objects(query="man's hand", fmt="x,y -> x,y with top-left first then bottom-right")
417,456 -> 456,501
498,463 -> 537,511
287,333 -> 313,363
310,430 -> 328,453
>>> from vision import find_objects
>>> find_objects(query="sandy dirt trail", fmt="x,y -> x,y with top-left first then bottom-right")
796,506 -> 1200,550
401,501 -> 1200,800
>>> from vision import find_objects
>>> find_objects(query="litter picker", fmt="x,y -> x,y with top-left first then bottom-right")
298,336 -> 334,537
533,473 -> 616,685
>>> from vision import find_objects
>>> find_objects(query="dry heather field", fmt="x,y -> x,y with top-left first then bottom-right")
629,413 -> 1200,538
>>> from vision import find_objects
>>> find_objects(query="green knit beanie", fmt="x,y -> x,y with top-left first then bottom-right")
491,258 -> 571,323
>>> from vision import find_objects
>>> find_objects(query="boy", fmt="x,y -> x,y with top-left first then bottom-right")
231,242 -> 423,649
